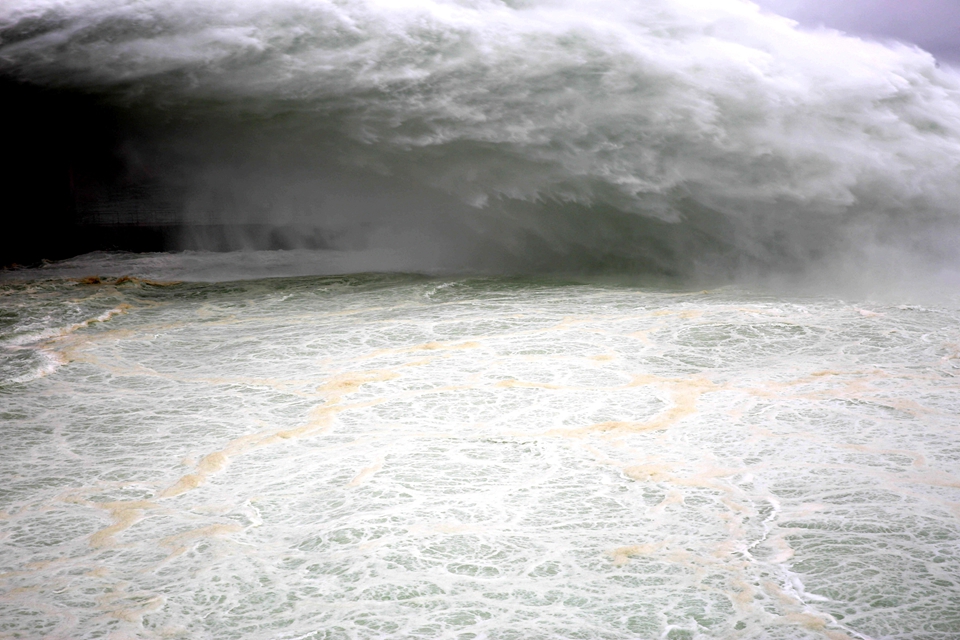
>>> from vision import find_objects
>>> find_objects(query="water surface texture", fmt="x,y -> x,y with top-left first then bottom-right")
2,264 -> 959,639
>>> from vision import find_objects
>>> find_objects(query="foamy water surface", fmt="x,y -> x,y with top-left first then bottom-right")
1,260 -> 959,639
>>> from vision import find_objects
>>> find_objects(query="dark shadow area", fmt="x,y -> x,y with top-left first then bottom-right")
0,79 -> 128,265
1,80 -> 299,266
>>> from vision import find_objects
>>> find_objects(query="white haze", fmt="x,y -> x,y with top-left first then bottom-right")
756,0 -> 960,64
2,0 -> 960,283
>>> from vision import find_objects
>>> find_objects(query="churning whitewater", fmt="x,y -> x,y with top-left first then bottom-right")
1,262 -> 960,639
3,0 -> 960,638
2,0 -> 960,275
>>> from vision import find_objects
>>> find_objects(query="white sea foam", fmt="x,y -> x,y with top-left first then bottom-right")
1,275 -> 959,638
0,345 -> 63,384
0,277 -> 132,385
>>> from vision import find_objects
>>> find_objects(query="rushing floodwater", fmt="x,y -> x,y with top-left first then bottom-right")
2,256 -> 960,639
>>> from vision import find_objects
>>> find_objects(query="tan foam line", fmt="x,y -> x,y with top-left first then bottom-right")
158,402 -> 348,499
587,442 -> 812,621
76,323 -> 947,556
87,368 -> 711,546
83,373 -> 385,546
347,458 -> 385,487
78,357 -> 947,551
608,535 -> 845,635
73,276 -> 181,287
349,339 -> 484,364
159,523 -> 244,558
609,543 -> 662,565
33,304 -> 132,356
55,306 -> 714,395
85,367 -> 473,547
56,334 -> 330,396
542,374 -> 719,437
747,368 -> 953,416
85,378 -> 458,546
65,336 -> 471,394
333,309 -> 699,367
89,501 -> 157,548
740,408 -> 931,471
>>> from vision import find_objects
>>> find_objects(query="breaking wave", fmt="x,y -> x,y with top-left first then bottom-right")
2,0 -> 960,279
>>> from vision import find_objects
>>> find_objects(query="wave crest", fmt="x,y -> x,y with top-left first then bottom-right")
3,0 -> 960,278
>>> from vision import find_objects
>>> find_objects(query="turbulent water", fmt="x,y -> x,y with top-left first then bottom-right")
2,253 -> 960,639
3,0 -> 960,276
3,0 -> 960,637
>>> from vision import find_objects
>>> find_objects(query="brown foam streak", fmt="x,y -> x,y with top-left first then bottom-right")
156,368 -> 449,499
495,379 -> 563,390
347,458 -> 385,487
160,407 -> 335,497
745,419 -> 959,514
748,368 -> 950,418
83,370 -> 401,549
608,534 -> 835,632
159,523 -> 243,557
609,543 -> 662,565
543,374 -> 719,437
740,428 -> 958,515
607,537 -> 766,614
89,500 -> 157,548
73,276 -> 180,287
158,380 -> 484,504
741,402 -> 932,469
319,308 -> 701,371
58,344 -> 328,397
55,302 -> 406,391
591,444 -> 811,622
317,370 -> 400,397
37,304 -> 132,356
327,314 -> 660,368
348,339 -> 482,365
152,372 -> 514,503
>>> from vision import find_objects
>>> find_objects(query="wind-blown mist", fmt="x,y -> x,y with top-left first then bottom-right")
2,0 -> 960,279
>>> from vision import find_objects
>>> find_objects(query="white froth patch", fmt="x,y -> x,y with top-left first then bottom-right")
1,275 -> 959,638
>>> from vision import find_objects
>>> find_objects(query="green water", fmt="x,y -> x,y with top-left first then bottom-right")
1,270 -> 959,639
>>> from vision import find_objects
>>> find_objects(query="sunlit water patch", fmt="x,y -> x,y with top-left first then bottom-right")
1,272 -> 959,639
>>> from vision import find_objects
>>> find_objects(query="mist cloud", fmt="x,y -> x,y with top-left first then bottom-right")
2,0 -> 960,281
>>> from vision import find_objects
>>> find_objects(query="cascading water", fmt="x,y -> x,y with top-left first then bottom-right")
2,2 -> 960,639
